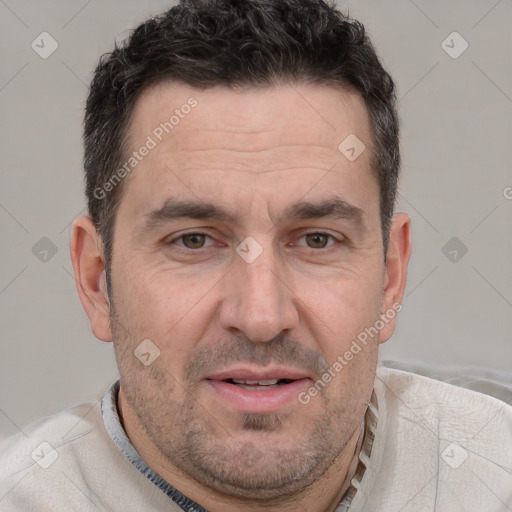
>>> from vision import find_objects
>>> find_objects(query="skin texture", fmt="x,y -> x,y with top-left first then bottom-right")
71,82 -> 411,512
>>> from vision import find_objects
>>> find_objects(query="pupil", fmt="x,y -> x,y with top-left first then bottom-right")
307,233 -> 327,248
183,234 -> 205,248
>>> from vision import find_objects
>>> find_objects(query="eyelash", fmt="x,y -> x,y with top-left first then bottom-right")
166,231 -> 343,252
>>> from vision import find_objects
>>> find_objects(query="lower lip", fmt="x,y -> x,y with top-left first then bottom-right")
205,379 -> 311,413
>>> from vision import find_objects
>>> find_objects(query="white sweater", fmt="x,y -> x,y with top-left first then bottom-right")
1,366 -> 511,511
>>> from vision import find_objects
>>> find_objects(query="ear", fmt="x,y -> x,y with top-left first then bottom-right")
70,216 -> 112,342
378,212 -> 411,344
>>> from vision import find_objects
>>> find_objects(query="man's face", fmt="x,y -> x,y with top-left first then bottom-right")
108,82 -> 390,497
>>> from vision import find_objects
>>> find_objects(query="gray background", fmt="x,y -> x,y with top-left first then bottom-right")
1,0 -> 511,437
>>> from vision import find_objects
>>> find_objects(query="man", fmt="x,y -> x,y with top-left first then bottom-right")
1,0 -> 510,510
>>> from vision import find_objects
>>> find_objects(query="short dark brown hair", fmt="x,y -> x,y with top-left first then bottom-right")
84,0 -> 400,273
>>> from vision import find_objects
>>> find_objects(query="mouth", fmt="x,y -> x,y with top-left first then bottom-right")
223,378 -> 296,390
203,367 -> 312,413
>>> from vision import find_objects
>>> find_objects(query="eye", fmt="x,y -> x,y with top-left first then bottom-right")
296,232 -> 339,249
174,232 -> 215,250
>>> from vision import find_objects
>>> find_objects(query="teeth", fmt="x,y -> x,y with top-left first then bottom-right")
231,378 -> 279,385
236,384 -> 281,391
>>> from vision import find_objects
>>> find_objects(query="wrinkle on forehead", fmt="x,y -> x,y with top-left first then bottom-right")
153,144 -> 340,179
127,81 -> 371,153
120,82 -> 377,226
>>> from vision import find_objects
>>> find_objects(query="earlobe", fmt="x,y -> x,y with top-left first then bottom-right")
70,216 -> 113,342
378,213 -> 411,344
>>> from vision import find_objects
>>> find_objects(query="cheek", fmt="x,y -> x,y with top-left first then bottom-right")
113,262 -> 219,367
115,259 -> 205,326
299,267 -> 383,345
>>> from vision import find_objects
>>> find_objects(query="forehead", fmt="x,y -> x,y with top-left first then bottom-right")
129,80 -> 371,152
119,81 -> 377,224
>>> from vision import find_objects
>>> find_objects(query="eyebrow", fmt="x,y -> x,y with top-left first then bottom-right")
142,197 -> 365,230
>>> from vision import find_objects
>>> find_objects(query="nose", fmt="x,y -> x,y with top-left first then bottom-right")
219,247 -> 299,343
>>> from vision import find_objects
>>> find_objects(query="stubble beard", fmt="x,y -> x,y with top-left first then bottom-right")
109,303 -> 367,502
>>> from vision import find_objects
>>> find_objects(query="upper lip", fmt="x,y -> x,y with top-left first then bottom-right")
204,366 -> 312,382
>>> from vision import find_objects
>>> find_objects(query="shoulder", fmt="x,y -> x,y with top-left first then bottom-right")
0,401 -> 105,510
0,400 -> 104,475
0,396 -> 177,512
362,366 -> 512,511
376,364 -> 512,428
